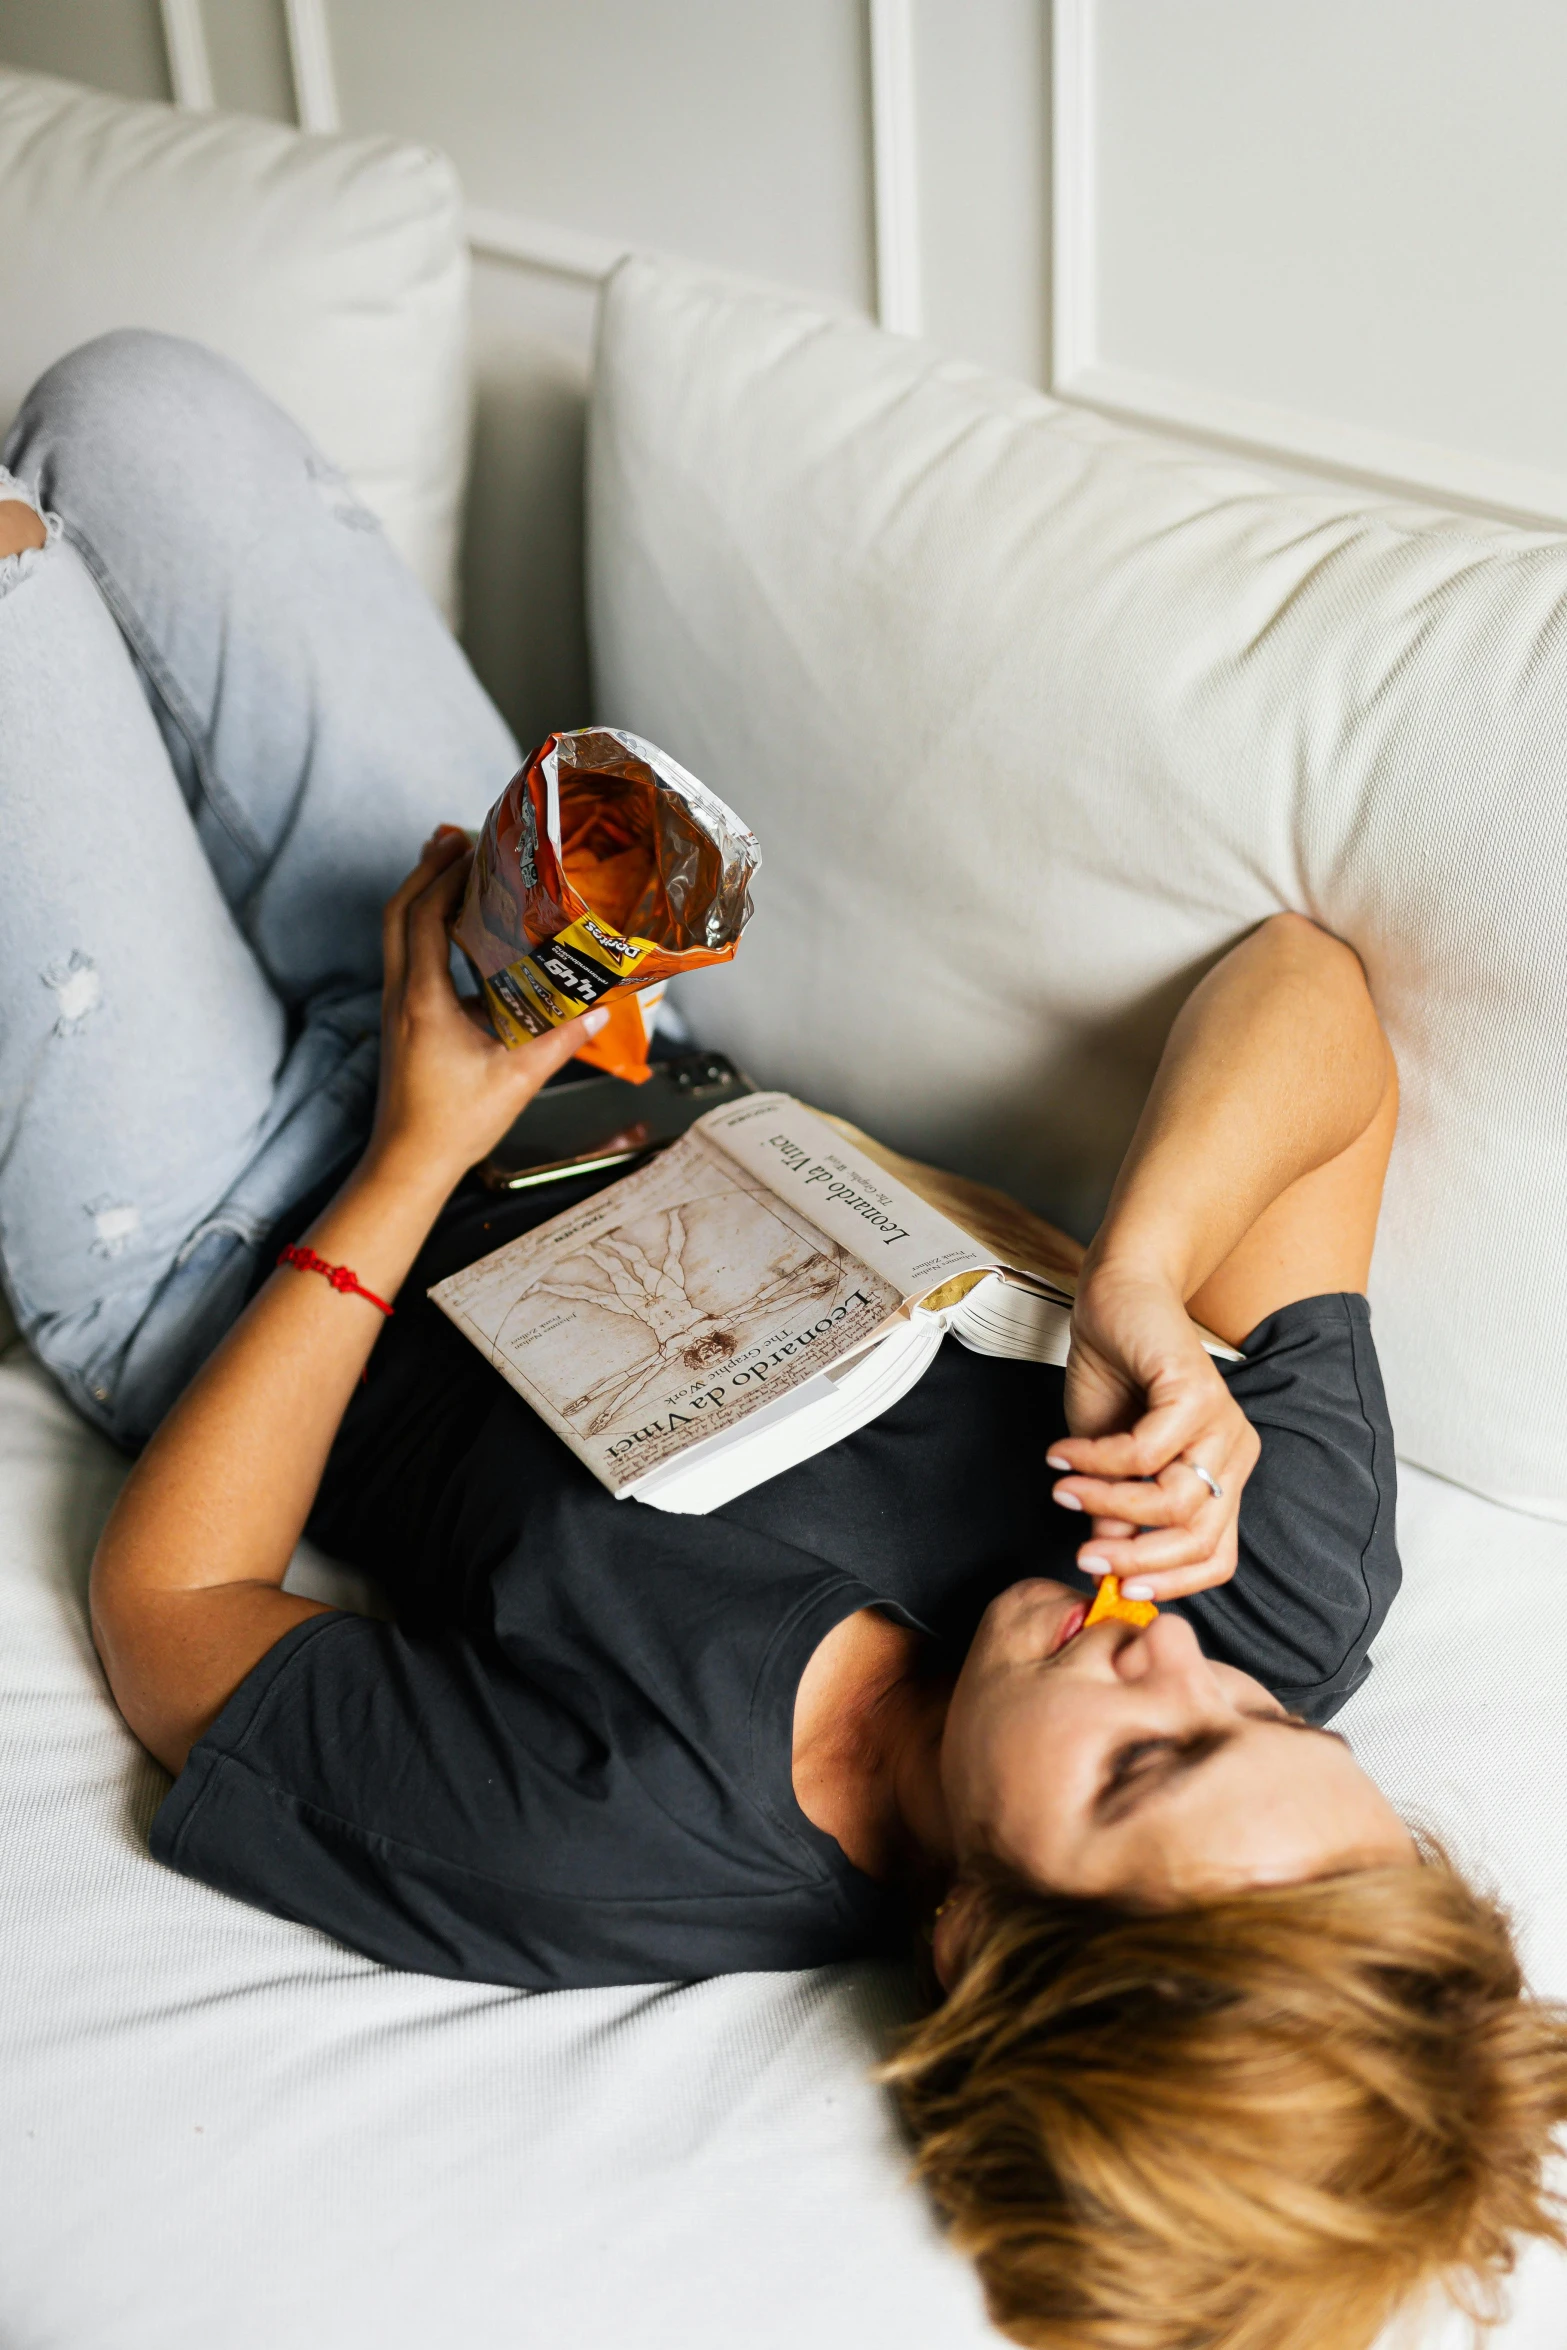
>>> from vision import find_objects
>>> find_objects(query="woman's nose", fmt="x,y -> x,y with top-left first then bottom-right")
1116,1609 -> 1209,1681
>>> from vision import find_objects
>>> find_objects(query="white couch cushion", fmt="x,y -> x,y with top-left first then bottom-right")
0,68 -> 468,619
0,1340 -> 988,2350
589,257 -> 1567,1515
1,1334 -> 1563,2349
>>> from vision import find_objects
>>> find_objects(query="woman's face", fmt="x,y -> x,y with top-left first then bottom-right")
937,1580 -> 1414,1951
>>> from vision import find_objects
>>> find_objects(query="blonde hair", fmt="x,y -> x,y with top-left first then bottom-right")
881,1850 -> 1567,2350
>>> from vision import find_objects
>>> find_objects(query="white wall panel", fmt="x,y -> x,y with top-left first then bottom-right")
13,2 -> 1567,530
0,4 -> 1057,382
0,0 -> 170,101
462,259 -> 597,756
914,0 -> 1048,384
1060,0 -> 1567,524
325,0 -> 876,314
27,5 -> 1567,696
204,0 -> 294,123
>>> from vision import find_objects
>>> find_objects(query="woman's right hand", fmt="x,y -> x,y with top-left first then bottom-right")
1048,1261 -> 1260,1604
366,828 -> 604,1190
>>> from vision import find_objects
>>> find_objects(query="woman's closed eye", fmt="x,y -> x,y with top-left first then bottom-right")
1095,1709 -> 1345,1825
1095,1729 -> 1233,1821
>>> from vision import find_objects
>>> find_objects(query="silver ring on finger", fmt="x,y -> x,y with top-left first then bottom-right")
1188,1461 -> 1224,1503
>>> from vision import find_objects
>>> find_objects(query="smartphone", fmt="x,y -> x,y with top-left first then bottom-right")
477,1049 -> 754,1191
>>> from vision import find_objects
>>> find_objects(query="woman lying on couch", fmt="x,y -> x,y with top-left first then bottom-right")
5,333 -> 1565,2350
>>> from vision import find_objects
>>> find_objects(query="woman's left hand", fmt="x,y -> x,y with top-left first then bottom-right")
1048,1263 -> 1260,1602
366,828 -> 603,1189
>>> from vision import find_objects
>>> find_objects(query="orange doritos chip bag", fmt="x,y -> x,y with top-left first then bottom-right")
452,727 -> 761,1084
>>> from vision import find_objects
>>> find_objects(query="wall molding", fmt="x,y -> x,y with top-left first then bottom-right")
1049,0 -> 1567,531
1049,0 -> 1094,398
1056,359 -> 1567,534
868,0 -> 921,336
469,0 -> 921,319
465,205 -> 625,285
159,0 -> 213,111
284,0 -> 341,133
163,0 -> 914,332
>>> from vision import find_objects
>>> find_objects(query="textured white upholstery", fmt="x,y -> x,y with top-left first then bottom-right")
0,1342 -> 988,2350
2,1334 -> 1563,2350
0,69 -> 469,618
590,257 -> 1567,1516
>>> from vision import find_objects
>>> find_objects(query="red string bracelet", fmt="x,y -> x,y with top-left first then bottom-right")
276,1242 -> 394,1317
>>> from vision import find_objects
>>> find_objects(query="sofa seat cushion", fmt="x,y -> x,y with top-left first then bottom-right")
589,257 -> 1567,1514
1,1332 -> 1563,2349
0,1341 -> 990,2350
0,68 -> 468,619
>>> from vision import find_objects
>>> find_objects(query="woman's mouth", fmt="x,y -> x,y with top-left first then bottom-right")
1049,1601 -> 1088,1656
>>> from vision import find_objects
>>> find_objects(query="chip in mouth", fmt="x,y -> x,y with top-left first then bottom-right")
1084,1575 -> 1159,1630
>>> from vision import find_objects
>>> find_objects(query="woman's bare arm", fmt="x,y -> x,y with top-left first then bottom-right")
1048,913 -> 1396,1602
91,831 -> 599,1774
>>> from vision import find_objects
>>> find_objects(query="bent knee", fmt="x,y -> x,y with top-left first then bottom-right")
14,328 -> 227,438
6,331 -> 300,520
0,499 -> 47,560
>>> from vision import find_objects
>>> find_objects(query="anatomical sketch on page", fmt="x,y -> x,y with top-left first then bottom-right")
432,1131 -> 903,1484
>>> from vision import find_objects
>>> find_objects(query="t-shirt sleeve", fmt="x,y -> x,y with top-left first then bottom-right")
1181,1293 -> 1400,1723
150,1612 -> 855,1990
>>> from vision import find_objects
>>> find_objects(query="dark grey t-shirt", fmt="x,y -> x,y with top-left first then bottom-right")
150,1174 -> 1399,1990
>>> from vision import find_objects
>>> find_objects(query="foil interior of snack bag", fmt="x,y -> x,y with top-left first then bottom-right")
452,727 -> 761,1083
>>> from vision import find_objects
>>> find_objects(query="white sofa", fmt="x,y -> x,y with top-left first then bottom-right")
3,67 -> 1565,2350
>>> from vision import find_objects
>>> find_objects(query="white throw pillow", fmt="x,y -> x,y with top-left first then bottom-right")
0,68 -> 468,620
589,256 -> 1567,1516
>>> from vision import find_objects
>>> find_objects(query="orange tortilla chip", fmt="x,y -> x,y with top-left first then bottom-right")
1084,1575 -> 1158,1630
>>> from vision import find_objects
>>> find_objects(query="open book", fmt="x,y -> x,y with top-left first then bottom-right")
430,1093 -> 1240,1516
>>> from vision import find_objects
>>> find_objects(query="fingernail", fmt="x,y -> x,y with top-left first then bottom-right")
1122,1581 -> 1155,1601
434,823 -> 466,841
1054,1490 -> 1082,1512
1045,1453 -> 1071,1471
1081,1555 -> 1111,1575
582,1006 -> 610,1035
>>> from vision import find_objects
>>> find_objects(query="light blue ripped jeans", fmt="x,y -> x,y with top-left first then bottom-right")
0,330 -> 522,1450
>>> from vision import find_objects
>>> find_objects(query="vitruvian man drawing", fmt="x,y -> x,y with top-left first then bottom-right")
520,1198 -> 848,1437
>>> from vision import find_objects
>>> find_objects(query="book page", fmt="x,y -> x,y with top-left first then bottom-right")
813,1114 -> 1082,1294
429,1126 -> 905,1496
694,1094 -> 998,1304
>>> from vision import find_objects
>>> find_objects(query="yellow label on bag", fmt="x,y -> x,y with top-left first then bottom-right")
480,914 -> 658,1046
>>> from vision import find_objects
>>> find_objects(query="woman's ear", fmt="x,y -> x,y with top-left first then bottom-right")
931,1879 -> 983,1992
